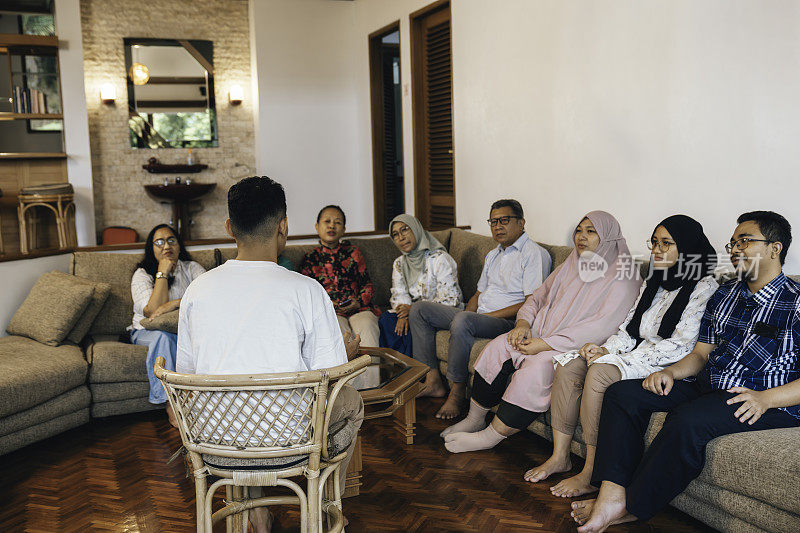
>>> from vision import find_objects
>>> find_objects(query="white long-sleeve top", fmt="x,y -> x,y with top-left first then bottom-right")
130,259 -> 206,330
553,275 -> 719,380
389,249 -> 464,310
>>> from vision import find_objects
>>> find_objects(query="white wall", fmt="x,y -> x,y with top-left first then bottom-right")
0,254 -> 73,335
451,0 -> 800,273
55,0 -> 97,246
250,0 -> 368,235
250,0 -> 800,272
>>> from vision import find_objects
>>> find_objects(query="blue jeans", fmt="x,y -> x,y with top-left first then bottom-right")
408,301 -> 514,383
378,311 -> 413,357
131,328 -> 178,404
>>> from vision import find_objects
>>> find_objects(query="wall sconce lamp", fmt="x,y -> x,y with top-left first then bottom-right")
229,84 -> 243,105
100,83 -> 116,104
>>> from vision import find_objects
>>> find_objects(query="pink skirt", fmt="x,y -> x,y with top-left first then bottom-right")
473,332 -> 557,413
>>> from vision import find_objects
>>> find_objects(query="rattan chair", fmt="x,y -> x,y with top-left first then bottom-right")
154,354 -> 370,533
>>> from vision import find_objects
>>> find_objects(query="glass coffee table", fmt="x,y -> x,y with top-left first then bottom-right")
344,347 -> 429,497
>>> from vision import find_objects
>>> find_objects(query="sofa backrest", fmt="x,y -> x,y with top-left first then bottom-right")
71,249 -> 219,335
446,228 -> 575,301
71,228 -> 571,335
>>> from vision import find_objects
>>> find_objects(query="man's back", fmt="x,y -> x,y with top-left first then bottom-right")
176,259 -> 347,375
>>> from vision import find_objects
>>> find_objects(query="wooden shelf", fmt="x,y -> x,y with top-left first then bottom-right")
0,113 -> 63,120
0,152 -> 67,159
0,33 -> 58,48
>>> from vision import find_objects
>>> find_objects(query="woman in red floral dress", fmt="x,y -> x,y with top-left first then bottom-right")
300,205 -> 381,387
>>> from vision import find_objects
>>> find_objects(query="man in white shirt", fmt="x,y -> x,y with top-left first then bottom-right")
177,176 -> 362,533
409,199 -> 552,420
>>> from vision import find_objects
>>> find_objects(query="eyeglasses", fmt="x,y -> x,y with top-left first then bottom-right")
153,237 -> 178,248
725,237 -> 772,254
390,226 -> 412,240
487,216 -> 521,227
646,239 -> 675,252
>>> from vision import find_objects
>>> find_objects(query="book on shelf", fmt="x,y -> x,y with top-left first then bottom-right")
10,86 -> 49,114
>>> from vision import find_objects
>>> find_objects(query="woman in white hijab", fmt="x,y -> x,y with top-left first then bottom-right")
379,214 -> 464,357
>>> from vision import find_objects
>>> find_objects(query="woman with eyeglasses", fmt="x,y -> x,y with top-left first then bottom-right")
525,215 -> 719,499
378,214 -> 463,357
129,224 -> 206,424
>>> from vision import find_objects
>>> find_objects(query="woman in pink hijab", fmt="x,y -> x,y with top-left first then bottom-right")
441,211 -> 642,454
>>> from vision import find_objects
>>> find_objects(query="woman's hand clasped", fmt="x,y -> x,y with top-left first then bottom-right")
151,299 -> 180,318
579,343 -> 609,364
508,324 -> 531,349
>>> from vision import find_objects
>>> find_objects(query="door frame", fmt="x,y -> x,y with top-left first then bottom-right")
368,21 -> 403,231
410,0 -> 454,229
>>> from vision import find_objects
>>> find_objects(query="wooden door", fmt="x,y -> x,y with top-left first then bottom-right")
369,24 -> 404,231
411,1 -> 454,229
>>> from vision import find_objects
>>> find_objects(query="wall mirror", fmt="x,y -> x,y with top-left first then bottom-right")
124,38 -> 218,148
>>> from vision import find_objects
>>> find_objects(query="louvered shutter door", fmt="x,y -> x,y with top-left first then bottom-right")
382,49 -> 402,223
420,8 -> 454,228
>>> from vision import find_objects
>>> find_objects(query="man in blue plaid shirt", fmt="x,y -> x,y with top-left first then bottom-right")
574,211 -> 800,533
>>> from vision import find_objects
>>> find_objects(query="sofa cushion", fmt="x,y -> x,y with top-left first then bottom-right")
676,478 -> 800,533
89,381 -> 150,403
0,386 -> 90,438
63,274 -> 112,344
86,338 -> 148,383
140,309 -> 179,334
0,336 -> 88,418
72,252 -> 142,336
190,249 -> 218,271
349,237 -> 402,309
538,243 -> 574,269
6,271 -> 95,346
446,229 -> 498,301
698,427 -> 800,516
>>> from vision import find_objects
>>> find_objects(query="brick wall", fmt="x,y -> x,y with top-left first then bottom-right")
80,0 -> 255,240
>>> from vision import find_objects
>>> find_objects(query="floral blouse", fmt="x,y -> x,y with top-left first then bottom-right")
390,249 -> 464,310
553,275 -> 719,380
300,241 -> 379,317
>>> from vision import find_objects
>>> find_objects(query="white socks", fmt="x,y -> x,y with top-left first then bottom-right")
444,424 -> 506,453
440,400 -> 490,438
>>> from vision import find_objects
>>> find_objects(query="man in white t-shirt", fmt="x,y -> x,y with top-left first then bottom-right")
177,176 -> 362,533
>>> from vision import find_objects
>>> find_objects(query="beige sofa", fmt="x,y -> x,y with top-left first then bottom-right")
1,228 -> 797,532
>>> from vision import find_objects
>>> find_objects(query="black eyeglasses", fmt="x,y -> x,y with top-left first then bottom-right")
725,237 -> 772,254
153,237 -> 178,248
646,239 -> 675,252
487,216 -> 521,227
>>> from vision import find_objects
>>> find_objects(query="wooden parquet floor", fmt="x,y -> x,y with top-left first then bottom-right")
0,401 -> 717,532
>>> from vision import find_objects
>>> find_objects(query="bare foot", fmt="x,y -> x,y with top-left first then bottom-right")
550,471 -> 597,498
572,499 -> 636,528
435,391 -> 465,419
416,382 -> 447,398
523,454 -> 571,483
576,491 -> 634,533
571,499 -> 595,525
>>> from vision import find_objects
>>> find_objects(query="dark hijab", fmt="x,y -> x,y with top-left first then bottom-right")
626,215 -> 716,346
136,224 -> 193,287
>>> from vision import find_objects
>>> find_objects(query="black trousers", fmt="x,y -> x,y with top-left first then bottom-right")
592,378 -> 799,521
471,359 -> 539,430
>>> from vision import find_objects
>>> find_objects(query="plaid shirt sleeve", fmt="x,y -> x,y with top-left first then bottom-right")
697,284 -> 725,345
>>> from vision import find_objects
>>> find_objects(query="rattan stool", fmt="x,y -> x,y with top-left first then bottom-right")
17,183 -> 76,254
